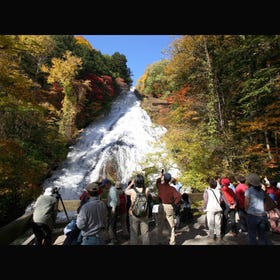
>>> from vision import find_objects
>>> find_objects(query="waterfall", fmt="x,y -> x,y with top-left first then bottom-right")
41,90 -> 179,201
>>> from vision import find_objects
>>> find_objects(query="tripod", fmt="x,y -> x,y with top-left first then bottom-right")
56,192 -> 70,223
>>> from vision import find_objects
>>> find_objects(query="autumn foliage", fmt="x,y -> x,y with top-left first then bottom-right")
138,35 -> 280,190
0,35 -> 131,226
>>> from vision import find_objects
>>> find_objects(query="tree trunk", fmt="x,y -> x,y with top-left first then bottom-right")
203,36 -> 224,133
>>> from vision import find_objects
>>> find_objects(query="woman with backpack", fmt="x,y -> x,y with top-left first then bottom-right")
125,174 -> 150,245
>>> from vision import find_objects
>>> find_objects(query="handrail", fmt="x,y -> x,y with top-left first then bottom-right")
0,211 -> 33,245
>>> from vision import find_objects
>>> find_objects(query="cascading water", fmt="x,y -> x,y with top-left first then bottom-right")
41,90 -> 179,202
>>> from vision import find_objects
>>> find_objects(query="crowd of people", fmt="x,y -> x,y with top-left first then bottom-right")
203,173 -> 280,245
31,171 -> 280,246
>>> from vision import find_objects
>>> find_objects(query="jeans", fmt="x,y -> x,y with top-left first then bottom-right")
81,235 -> 105,245
247,214 -> 269,245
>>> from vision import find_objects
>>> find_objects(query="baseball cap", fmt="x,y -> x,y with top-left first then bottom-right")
44,187 -> 54,196
100,178 -> 111,187
164,173 -> 172,181
221,178 -> 230,186
86,182 -> 100,192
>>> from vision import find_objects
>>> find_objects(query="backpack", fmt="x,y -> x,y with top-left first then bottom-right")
131,187 -> 148,218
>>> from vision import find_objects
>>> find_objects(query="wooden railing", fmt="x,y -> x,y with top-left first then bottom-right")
0,212 -> 33,245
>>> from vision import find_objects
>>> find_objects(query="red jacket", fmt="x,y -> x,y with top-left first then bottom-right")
221,186 -> 236,206
235,183 -> 248,209
119,193 -> 126,215
156,178 -> 181,205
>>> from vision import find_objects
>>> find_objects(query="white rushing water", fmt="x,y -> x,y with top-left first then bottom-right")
42,90 -> 179,201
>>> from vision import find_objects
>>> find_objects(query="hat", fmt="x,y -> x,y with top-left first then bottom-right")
277,182 -> 280,189
246,173 -> 261,187
86,182 -> 100,192
44,187 -> 54,196
164,173 -> 172,181
221,178 -> 230,186
100,178 -> 111,187
237,175 -> 246,182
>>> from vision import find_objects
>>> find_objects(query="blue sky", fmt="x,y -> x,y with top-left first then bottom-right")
82,35 -> 181,87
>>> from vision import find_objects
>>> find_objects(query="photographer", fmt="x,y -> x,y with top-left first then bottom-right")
156,170 -> 181,245
31,187 -> 59,245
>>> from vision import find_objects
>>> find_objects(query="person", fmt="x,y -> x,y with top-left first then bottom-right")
116,181 -> 129,238
274,181 -> 280,209
125,174 -> 150,245
125,181 -> 132,234
156,171 -> 181,245
214,175 -> 221,190
235,175 -> 248,232
170,178 -> 183,193
78,182 -> 103,213
244,173 -> 269,245
203,182 -> 211,230
76,182 -> 107,245
264,179 -> 280,233
32,187 -> 59,245
100,178 -> 120,244
265,178 -> 277,201
180,192 -> 193,224
203,179 -> 223,243
170,178 -> 183,228
220,177 -> 238,237
63,219 -> 82,245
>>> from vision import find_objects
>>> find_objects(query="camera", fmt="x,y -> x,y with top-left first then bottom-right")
52,187 -> 61,199
53,187 -> 60,194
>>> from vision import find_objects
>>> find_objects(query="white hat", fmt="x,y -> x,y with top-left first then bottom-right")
44,187 -> 53,196
277,182 -> 280,189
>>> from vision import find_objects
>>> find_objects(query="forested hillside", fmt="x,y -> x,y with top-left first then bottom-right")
0,35 -> 132,226
137,35 -> 280,190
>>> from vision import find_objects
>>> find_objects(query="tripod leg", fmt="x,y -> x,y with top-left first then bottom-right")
59,196 -> 70,223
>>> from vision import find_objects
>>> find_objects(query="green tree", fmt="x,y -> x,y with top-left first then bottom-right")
110,52 -> 133,87
18,35 -> 55,86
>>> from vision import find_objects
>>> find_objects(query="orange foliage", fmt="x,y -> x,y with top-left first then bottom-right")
166,97 -> 173,103
165,85 -> 190,105
245,143 -> 266,155
263,159 -> 279,169
51,82 -> 64,93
